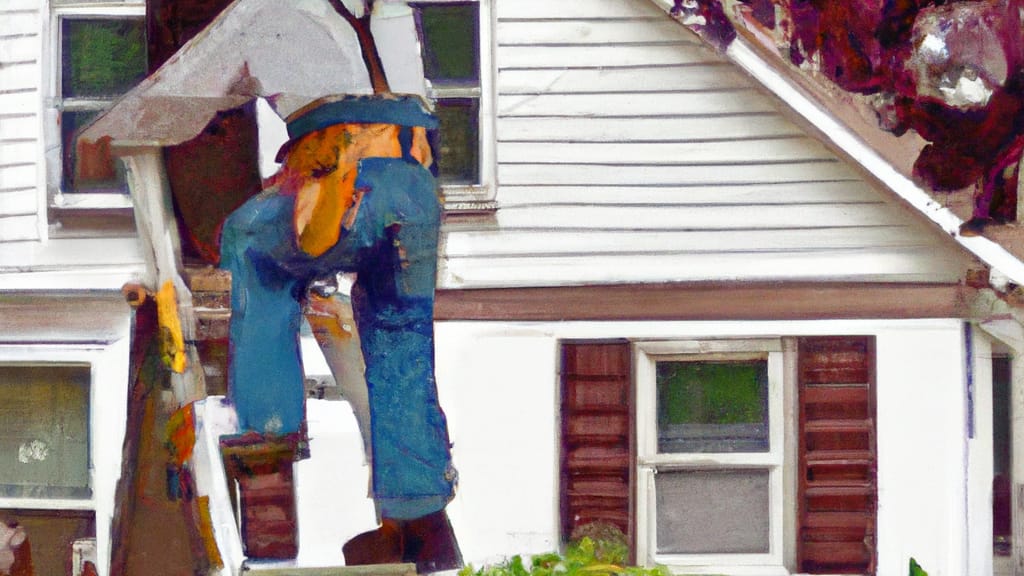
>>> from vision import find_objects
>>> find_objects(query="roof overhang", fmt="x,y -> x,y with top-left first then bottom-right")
80,0 -> 427,148
646,0 -> 1024,290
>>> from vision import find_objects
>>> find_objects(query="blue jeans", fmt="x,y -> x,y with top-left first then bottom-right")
220,156 -> 454,519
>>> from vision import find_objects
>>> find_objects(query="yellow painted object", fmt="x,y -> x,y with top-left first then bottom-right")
288,123 -> 408,257
297,167 -> 358,257
156,280 -> 187,373
196,496 -> 224,569
166,402 -> 196,466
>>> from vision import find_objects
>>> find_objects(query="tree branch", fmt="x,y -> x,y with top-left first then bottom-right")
326,0 -> 391,94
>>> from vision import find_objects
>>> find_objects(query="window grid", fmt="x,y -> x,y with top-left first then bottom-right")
411,0 -> 495,211
46,2 -> 145,212
634,341 -> 785,571
0,365 -> 91,501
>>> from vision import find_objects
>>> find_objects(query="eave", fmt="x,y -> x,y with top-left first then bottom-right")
646,0 -> 1024,290
79,0 -> 427,148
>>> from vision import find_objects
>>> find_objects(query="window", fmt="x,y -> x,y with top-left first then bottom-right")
411,0 -> 495,212
0,365 -> 91,501
0,298 -> 132,576
635,340 -> 785,570
562,337 -> 877,574
47,1 -> 146,211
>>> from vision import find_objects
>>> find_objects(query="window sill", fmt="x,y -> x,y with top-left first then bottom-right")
0,497 -> 94,511
52,192 -> 132,211
441,184 -> 497,214
49,206 -> 137,238
658,565 -> 788,576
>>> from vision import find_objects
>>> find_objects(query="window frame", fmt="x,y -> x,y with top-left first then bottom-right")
411,0 -> 496,213
0,362 -> 92,502
45,0 -> 496,216
0,349 -> 99,513
45,0 -> 146,214
634,339 -> 786,572
0,324 -> 131,576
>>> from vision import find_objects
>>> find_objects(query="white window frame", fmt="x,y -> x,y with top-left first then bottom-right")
45,0 -> 496,215
634,339 -> 786,575
413,0 -> 496,213
0,355 -> 94,511
0,337 -> 129,576
45,0 -> 145,213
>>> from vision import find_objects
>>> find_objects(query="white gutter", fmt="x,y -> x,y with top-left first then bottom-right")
648,0 -> 1024,288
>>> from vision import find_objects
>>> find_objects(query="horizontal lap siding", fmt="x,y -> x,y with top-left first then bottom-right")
442,249 -> 966,287
440,0 -> 971,288
0,2 -> 41,242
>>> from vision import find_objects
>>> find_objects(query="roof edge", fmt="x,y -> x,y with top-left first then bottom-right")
647,0 -> 1024,289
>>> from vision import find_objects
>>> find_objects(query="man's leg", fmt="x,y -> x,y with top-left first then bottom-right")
220,192 -> 306,435
343,158 -> 460,572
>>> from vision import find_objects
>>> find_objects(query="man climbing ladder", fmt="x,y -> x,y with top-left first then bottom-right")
219,1 -> 461,570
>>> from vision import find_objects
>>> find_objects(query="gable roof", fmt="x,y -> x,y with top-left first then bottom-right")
645,0 -> 1024,289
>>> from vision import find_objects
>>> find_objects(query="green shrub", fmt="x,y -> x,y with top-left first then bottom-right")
459,523 -> 672,576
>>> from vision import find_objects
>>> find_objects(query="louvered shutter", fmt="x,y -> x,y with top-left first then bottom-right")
560,342 -> 633,545
797,336 -> 877,575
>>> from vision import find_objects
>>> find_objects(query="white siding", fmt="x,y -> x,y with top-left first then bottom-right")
429,319 -> 972,575
0,0 -> 146,288
0,1 -> 42,242
440,0 -> 973,288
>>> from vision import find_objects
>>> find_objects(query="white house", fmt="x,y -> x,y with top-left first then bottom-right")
1,0 -> 1023,575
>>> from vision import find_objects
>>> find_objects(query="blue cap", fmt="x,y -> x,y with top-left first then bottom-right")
276,94 -> 438,162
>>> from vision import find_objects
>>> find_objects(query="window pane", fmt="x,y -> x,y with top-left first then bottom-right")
0,366 -> 91,499
61,110 -> 128,193
657,359 -> 769,453
415,3 -> 479,83
435,98 -> 480,184
655,469 -> 770,554
61,17 -> 146,98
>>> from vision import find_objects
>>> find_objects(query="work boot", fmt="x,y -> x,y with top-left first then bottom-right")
342,519 -> 403,566
400,510 -> 462,573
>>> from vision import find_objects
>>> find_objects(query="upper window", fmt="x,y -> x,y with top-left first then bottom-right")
46,1 -> 492,214
635,340 -> 785,570
657,359 -> 770,454
411,0 -> 495,211
48,1 -> 146,210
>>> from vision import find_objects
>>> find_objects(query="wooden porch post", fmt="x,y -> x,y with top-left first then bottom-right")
120,146 -> 206,406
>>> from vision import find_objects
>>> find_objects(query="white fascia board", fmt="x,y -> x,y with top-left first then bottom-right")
724,38 -> 1024,287
645,0 -> 1024,288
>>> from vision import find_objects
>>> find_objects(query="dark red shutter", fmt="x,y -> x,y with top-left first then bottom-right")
560,342 -> 633,547
798,337 -> 877,575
